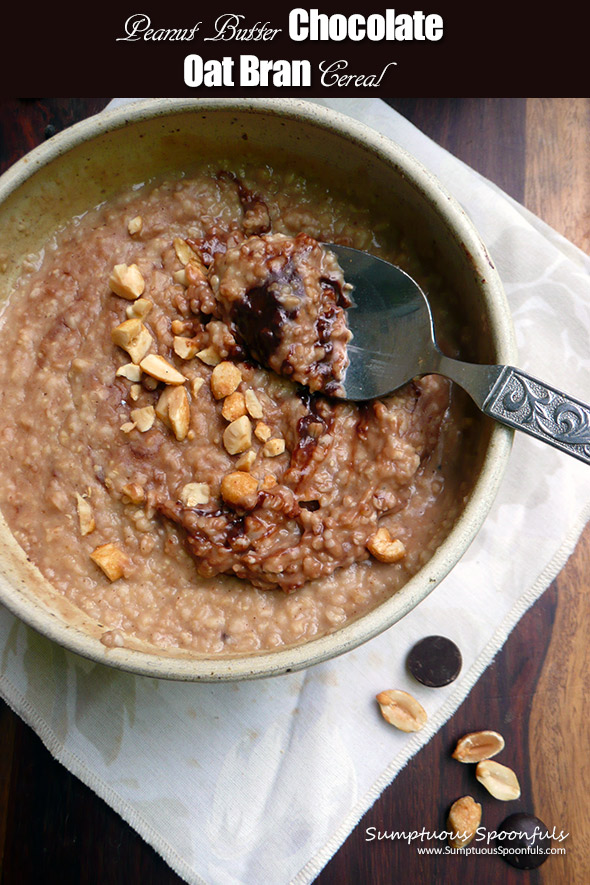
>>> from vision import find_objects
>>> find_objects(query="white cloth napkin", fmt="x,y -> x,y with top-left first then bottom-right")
1,98 -> 590,885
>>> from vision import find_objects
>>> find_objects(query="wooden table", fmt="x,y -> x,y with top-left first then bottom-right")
0,98 -> 588,883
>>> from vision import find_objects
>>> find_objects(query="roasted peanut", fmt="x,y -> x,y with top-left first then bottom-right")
254,421 -> 272,442
173,237 -> 198,266
127,216 -> 143,236
263,438 -> 285,457
140,354 -> 187,385
173,336 -> 199,360
211,361 -> 242,399
244,389 -> 263,419
447,796 -> 482,849
130,405 -> 155,432
220,471 -> 258,510
235,450 -> 256,472
222,391 -> 247,422
90,542 -> 131,582
223,415 -> 252,455
475,760 -> 521,801
109,263 -> 145,300
191,377 -> 205,396
376,689 -> 427,732
180,482 -> 210,507
112,318 -> 152,364
75,493 -> 95,536
122,483 -> 145,504
115,362 -> 142,382
126,297 -> 152,319
366,527 -> 406,563
196,346 -> 221,366
452,731 -> 505,764
167,386 -> 190,441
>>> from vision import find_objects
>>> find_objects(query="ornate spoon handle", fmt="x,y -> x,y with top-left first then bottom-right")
482,366 -> 590,464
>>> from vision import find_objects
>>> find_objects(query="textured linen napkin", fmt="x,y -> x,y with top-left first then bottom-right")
1,98 -> 590,885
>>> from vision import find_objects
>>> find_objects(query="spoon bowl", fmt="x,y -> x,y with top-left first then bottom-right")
331,243 -> 590,465
329,244 -> 439,400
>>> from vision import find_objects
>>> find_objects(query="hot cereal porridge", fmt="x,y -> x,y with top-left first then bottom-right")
0,163 -> 474,655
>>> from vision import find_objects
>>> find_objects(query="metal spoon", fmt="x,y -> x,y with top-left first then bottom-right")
329,243 -> 590,465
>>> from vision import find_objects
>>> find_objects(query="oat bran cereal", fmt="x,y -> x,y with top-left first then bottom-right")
0,164 -> 473,655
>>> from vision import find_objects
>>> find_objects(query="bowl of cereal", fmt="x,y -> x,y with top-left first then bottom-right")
0,99 -> 515,680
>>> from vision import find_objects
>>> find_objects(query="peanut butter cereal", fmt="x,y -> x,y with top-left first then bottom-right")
0,163 -> 474,655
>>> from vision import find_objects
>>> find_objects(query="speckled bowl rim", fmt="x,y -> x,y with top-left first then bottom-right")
0,98 -> 516,681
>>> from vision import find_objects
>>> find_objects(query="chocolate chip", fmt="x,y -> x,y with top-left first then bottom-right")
407,635 -> 462,687
497,812 -> 552,869
299,500 -> 320,511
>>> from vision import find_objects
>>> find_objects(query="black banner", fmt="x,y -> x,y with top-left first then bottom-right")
3,3 -> 587,97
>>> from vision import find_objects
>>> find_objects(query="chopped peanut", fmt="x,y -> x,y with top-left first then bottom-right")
173,336 -> 199,360
223,415 -> 252,455
109,263 -> 145,300
366,527 -> 406,563
75,493 -> 95,536
171,319 -> 190,335
112,319 -> 152,364
112,317 -> 142,347
191,377 -> 205,396
196,347 -> 221,366
235,450 -> 256,472
155,386 -> 190,439
263,438 -> 286,458
244,389 -> 263,419
122,483 -> 145,504
254,421 -> 272,442
211,361 -> 242,400
130,405 -> 155,432
167,386 -> 190,441
155,387 -> 174,425
127,216 -> 143,236
126,297 -> 152,319
140,354 -> 187,385
220,472 -> 258,510
174,237 -> 198,266
90,542 -> 131,582
221,391 -> 246,422
260,474 -> 277,490
116,362 -> 142,382
129,383 -> 141,401
142,374 -> 159,391
126,328 -> 152,364
120,421 -> 136,434
180,482 -> 210,507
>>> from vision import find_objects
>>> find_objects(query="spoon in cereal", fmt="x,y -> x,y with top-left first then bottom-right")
328,243 -> 590,465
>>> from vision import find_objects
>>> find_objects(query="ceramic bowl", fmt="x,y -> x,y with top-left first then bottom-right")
0,99 -> 516,680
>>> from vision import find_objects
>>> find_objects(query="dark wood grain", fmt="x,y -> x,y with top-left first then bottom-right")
0,99 -> 110,173
0,98 -> 585,884
523,98 -> 590,884
386,98 -> 528,202
2,715 -> 180,885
